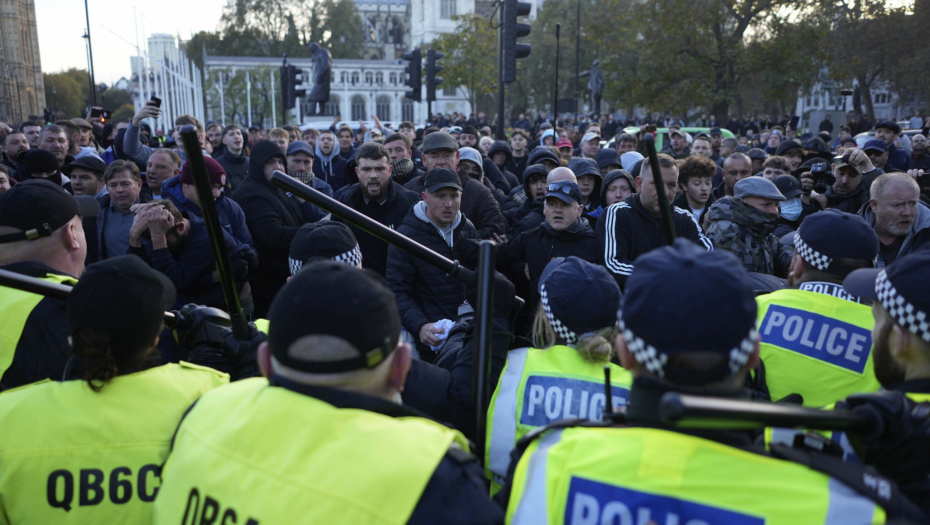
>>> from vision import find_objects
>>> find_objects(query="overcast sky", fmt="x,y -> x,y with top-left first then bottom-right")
36,0 -> 227,86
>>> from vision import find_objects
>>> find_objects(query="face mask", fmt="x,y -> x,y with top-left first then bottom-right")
780,197 -> 803,221
291,171 -> 312,184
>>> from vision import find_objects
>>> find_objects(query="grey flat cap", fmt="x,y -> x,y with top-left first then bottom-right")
422,132 -> 460,154
734,177 -> 785,201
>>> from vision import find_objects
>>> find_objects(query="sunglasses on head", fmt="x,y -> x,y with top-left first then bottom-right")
548,183 -> 575,196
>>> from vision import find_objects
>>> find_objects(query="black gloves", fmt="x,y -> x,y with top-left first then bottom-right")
172,304 -> 231,350
842,391 -> 930,511
172,304 -> 265,380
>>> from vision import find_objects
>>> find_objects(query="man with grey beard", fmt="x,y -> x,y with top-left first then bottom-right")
861,172 -> 930,267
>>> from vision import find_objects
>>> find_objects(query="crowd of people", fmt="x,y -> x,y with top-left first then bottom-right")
1,99 -> 930,524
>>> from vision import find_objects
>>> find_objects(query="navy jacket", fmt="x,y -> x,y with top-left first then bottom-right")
162,175 -> 254,248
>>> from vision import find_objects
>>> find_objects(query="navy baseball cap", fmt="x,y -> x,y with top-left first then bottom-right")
286,140 -> 315,157
620,239 -> 758,385
544,180 -> 583,204
268,262 -> 400,373
863,139 -> 887,152
783,209 -> 878,278
424,167 -> 463,193
710,127 -> 722,136
538,257 -> 621,343
844,249 -> 930,343
773,174 -> 802,200
0,179 -> 100,244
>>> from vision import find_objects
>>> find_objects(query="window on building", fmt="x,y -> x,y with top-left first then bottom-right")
390,73 -> 397,85
376,73 -> 384,85
441,0 -> 456,19
351,72 -> 359,86
402,99 -> 414,122
444,86 -> 456,97
325,95 -> 341,117
341,72 -> 348,84
351,95 -> 366,121
376,95 -> 391,121
365,72 -> 373,84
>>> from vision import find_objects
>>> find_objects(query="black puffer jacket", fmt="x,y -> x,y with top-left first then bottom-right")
511,198 -> 544,237
386,202 -> 478,354
406,173 -> 506,239
231,140 -> 309,316
336,180 -> 419,276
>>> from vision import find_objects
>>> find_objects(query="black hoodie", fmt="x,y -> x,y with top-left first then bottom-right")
231,140 -> 308,316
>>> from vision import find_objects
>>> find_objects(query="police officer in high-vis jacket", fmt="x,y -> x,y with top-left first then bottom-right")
0,179 -> 99,389
154,261 -> 504,524
486,257 -> 632,491
753,209 -> 882,407
501,240 -> 926,524
839,248 -> 930,516
0,256 -> 229,524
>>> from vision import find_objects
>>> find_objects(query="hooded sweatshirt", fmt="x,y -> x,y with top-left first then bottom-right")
705,196 -> 793,276
313,136 -> 349,191
413,200 -> 462,248
861,200 -> 930,267
230,140 -> 309,316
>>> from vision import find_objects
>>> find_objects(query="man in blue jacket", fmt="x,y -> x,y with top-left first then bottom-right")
162,155 -> 253,249
874,120 -> 912,173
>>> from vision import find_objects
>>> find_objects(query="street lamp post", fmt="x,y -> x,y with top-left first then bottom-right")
83,0 -> 98,106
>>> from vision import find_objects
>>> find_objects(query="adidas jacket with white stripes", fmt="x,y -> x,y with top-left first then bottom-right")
596,194 -> 713,288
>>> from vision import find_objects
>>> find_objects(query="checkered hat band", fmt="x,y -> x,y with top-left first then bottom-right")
334,245 -> 363,267
289,257 -> 303,276
540,284 -> 577,344
876,270 -> 930,343
795,234 -> 832,271
619,319 -> 757,376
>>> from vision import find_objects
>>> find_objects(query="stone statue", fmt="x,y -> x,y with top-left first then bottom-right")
307,42 -> 332,113
577,60 -> 605,115
818,66 -> 836,108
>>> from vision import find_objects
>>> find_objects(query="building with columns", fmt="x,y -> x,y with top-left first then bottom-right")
0,0 -> 44,123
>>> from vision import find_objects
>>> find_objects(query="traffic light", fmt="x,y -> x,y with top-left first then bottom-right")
502,0 -> 532,83
285,65 -> 305,109
402,48 -> 422,102
426,49 -> 444,103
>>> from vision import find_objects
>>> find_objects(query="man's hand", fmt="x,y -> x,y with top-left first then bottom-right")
128,206 -> 158,248
131,101 -> 162,127
358,119 -> 369,133
332,114 -> 341,124
491,232 -> 508,244
146,206 -> 175,250
419,323 -> 445,346
844,148 -> 875,174
799,171 -> 814,194
371,114 -> 383,131
906,169 -> 925,181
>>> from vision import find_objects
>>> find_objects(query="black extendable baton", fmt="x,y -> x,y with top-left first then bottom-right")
658,392 -> 874,432
471,240 -> 495,459
0,268 -> 178,326
269,171 -> 475,284
178,126 -> 250,340
643,134 -> 676,245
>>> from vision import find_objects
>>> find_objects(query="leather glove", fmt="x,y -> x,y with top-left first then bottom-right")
172,304 -> 231,350
222,323 -> 267,380
841,391 -> 930,503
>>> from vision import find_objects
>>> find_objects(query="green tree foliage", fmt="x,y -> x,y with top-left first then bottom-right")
102,88 -> 133,111
187,0 -> 364,68
430,13 -> 499,114
43,71 -> 85,118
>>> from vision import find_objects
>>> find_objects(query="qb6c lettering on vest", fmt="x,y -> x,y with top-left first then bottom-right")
46,464 -> 160,511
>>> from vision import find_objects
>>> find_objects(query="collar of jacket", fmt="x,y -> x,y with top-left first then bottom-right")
628,193 -> 664,222
825,181 -> 866,204
625,375 -> 758,449
222,147 -> 247,164
0,260 -> 77,280
541,216 -> 592,238
886,379 -> 930,394
269,374 -> 441,421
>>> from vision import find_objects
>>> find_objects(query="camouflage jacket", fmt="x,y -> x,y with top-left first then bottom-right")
705,196 -> 794,277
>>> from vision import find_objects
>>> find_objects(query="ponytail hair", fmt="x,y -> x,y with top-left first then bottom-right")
531,302 -> 617,363
70,327 -> 161,392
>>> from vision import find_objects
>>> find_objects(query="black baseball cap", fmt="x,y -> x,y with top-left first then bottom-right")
0,179 -> 100,244
775,139 -> 803,156
782,209 -> 878,278
424,168 -> 463,193
844,250 -> 930,343
68,255 -> 176,352
289,222 -> 361,275
772,174 -> 802,200
268,261 -> 401,374
620,239 -> 758,385
544,180 -> 583,204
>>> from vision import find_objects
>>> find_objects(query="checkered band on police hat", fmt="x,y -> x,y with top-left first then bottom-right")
795,234 -> 831,271
876,269 -> 930,343
289,257 -> 303,277
618,319 -> 758,376
540,283 -> 577,344
334,245 -> 363,267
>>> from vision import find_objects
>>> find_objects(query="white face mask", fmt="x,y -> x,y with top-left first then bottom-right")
780,197 -> 803,221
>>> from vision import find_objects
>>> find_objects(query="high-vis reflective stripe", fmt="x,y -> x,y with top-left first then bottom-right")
756,289 -> 881,407
488,348 -> 530,482
0,363 -> 228,525
154,378 -> 469,525
510,429 -> 563,525
485,346 -> 632,486
505,426 -> 885,525
0,274 -> 76,379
